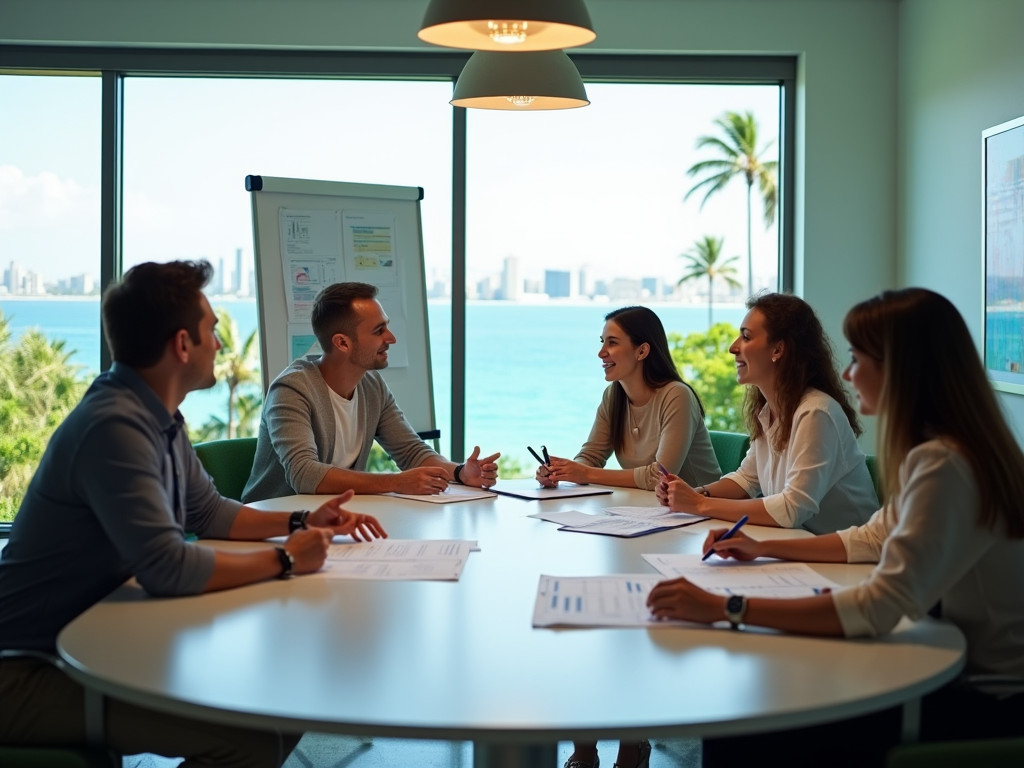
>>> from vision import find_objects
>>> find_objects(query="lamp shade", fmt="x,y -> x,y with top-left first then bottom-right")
419,0 -> 596,52
451,51 -> 590,111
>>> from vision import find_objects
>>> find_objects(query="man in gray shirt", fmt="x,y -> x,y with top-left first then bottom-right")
0,261 -> 384,767
243,282 -> 499,502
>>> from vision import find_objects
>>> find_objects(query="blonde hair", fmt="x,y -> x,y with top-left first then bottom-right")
843,288 -> 1024,537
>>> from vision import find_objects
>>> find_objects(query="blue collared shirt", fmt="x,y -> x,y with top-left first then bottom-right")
0,363 -> 242,653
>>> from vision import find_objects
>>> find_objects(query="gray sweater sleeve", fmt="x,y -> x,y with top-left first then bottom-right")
73,415 -> 215,597
263,376 -> 335,494
575,385 -> 615,469
369,374 -> 440,470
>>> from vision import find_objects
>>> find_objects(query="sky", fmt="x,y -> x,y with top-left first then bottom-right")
0,74 -> 779,293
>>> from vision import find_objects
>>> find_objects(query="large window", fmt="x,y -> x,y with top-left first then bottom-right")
0,50 -> 792,525
0,73 -> 101,522
122,78 -> 453,452
465,83 -> 780,473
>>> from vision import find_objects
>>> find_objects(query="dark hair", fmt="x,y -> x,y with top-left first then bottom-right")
102,260 -> 212,368
604,306 -> 704,452
844,288 -> 1024,537
744,292 -> 861,450
311,282 -> 379,351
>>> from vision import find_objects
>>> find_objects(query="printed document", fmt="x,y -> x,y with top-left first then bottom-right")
279,208 -> 343,322
642,554 -> 841,597
532,575 -> 691,628
387,486 -> 497,504
317,539 -> 478,581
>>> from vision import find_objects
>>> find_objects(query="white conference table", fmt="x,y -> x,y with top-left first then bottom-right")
58,485 -> 965,767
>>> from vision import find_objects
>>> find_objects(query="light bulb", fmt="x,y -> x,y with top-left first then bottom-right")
488,20 -> 529,45
506,96 -> 537,107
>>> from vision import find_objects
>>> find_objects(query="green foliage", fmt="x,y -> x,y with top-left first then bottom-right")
366,441 -> 400,473
670,322 -> 747,434
189,307 -> 263,443
497,453 -> 529,480
0,313 -> 89,522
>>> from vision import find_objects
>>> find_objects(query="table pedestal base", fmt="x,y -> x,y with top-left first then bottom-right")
473,742 -> 557,767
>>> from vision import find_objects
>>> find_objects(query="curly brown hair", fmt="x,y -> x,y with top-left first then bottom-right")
743,293 -> 861,451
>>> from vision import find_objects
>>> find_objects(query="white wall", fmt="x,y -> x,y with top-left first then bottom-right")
899,0 -> 1024,441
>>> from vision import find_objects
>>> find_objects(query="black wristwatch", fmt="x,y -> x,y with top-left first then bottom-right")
453,464 -> 465,484
725,595 -> 748,629
288,510 -> 310,533
275,546 -> 295,579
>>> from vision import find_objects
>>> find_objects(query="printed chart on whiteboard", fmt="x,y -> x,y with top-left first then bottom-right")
342,210 -> 409,368
277,208 -> 410,368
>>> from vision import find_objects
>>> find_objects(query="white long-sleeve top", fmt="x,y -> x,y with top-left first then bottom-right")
722,388 -> 877,533
831,440 -> 1024,675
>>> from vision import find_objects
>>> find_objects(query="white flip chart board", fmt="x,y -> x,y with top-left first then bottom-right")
247,175 -> 437,438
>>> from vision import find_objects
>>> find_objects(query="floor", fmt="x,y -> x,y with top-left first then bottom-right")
123,735 -> 701,767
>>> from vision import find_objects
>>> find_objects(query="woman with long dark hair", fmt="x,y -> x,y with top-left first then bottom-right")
540,305 -> 720,491
657,292 -> 877,532
650,288 -> 1024,766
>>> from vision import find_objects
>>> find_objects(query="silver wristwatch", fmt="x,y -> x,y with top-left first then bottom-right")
725,594 -> 748,629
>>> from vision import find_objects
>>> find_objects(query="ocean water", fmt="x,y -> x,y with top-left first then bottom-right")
0,297 -> 745,468
986,310 -> 1024,373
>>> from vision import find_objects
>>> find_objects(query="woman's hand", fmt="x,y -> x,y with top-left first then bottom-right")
655,473 -> 677,506
664,477 -> 704,513
702,528 -> 760,561
307,492 -> 387,542
545,456 -> 592,485
536,463 -> 558,488
647,577 -> 726,624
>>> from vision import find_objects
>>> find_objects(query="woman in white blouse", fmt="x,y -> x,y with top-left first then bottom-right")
656,292 -> 877,533
538,305 -> 720,491
650,288 -> 1024,767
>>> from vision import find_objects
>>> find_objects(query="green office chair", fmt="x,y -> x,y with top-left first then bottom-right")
708,430 -> 751,475
0,747 -> 118,768
193,437 -> 259,501
887,737 -> 1024,768
865,454 -> 881,499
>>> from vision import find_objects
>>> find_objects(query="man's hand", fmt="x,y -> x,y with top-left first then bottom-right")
394,466 -> 450,495
536,463 -> 558,488
702,528 -> 760,561
647,577 -> 725,624
459,445 -> 500,488
545,456 -> 591,485
307,491 -> 387,542
282,527 -> 334,575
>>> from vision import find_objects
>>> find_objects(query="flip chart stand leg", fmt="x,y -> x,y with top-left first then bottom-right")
900,697 -> 921,743
473,741 -> 557,768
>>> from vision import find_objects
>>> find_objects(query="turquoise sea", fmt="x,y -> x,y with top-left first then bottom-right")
0,297 -> 746,468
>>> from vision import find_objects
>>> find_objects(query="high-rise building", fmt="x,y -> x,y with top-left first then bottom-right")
24,271 -> 44,295
476,275 -> 498,300
578,265 -> 594,297
69,273 -> 94,295
544,270 -> 571,298
233,248 -> 243,294
7,261 -> 23,295
641,277 -> 663,300
217,258 -> 227,295
609,278 -> 643,301
501,256 -> 520,301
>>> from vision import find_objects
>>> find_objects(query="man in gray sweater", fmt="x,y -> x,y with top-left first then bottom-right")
0,261 -> 385,766
243,282 -> 499,502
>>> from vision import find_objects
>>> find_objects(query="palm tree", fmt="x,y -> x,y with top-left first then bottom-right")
685,111 -> 778,296
212,308 -> 261,439
678,236 -> 742,326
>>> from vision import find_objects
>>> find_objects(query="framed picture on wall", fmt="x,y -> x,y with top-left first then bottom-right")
983,114 -> 1024,395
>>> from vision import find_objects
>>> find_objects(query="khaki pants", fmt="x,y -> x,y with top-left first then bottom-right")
0,658 -> 301,768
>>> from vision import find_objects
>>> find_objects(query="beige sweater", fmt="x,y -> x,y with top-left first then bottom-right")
575,381 -> 721,491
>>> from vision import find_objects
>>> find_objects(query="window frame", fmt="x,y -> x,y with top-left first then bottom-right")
0,46 -> 795,497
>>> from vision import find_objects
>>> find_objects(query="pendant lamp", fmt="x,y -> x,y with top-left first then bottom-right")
419,0 -> 596,52
451,51 -> 589,111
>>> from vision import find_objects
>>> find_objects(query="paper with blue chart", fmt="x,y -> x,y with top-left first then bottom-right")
643,554 -> 840,598
532,574 -> 687,627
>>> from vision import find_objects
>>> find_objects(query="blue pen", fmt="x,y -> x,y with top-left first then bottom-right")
702,515 -> 749,561
657,462 -> 669,476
